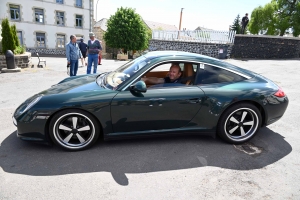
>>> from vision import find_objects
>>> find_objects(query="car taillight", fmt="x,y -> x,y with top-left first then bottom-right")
274,88 -> 286,97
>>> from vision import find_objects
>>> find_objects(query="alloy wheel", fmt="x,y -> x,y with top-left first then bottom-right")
224,107 -> 259,142
52,112 -> 96,149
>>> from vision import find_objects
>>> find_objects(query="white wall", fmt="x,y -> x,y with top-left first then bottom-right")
0,0 -> 92,49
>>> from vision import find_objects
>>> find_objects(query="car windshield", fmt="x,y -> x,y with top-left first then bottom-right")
97,56 -> 148,90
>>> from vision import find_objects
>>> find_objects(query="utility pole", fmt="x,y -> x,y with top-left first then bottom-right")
179,8 -> 184,30
96,0 -> 100,22
178,8 -> 184,39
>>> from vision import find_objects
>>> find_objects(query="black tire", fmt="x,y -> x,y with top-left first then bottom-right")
49,109 -> 100,151
217,103 -> 262,144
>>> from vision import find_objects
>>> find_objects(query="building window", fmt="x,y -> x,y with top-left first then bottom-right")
76,15 -> 82,28
56,0 -> 63,4
10,5 -> 20,20
56,12 -> 64,26
76,0 -> 82,7
57,34 -> 65,48
36,33 -> 46,48
35,9 -> 44,23
17,31 -> 23,45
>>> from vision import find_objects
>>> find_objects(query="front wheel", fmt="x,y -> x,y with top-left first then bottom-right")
49,109 -> 100,151
217,103 -> 262,144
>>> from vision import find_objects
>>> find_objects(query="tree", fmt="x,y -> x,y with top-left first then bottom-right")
104,7 -> 149,53
231,14 -> 241,34
1,18 -> 16,53
248,0 -> 300,36
11,24 -> 20,47
291,1 -> 300,36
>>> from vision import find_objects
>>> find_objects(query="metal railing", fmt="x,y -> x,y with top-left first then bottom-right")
152,30 -> 236,44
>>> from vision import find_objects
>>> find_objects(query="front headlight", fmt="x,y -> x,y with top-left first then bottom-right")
22,95 -> 43,113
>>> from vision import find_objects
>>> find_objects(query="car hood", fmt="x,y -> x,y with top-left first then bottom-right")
39,74 -> 109,95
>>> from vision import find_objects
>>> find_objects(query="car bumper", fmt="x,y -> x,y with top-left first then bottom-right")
265,95 -> 289,126
13,114 -> 50,143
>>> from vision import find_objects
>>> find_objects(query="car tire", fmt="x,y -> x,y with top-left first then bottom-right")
49,109 -> 100,151
217,103 -> 262,144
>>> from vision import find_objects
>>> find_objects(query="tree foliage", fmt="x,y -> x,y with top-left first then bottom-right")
11,24 -> 20,47
1,18 -> 16,53
248,0 -> 300,36
104,7 -> 149,52
231,14 -> 241,34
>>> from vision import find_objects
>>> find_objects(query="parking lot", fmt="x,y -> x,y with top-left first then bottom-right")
0,56 -> 299,199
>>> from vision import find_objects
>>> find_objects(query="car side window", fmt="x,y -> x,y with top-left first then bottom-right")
196,64 -> 246,85
143,62 -> 197,89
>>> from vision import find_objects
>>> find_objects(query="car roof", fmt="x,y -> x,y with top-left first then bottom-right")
144,50 -> 219,61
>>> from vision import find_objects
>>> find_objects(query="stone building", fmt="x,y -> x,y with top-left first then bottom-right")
0,0 -> 94,56
143,20 -> 178,31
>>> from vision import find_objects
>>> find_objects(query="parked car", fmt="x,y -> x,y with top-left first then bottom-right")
12,51 -> 288,151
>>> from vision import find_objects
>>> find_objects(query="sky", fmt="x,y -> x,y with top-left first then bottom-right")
95,0 -> 271,31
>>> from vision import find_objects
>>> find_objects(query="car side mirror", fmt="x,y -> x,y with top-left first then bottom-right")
130,81 -> 147,93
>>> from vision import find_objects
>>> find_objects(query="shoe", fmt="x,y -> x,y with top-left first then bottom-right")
99,63 -> 102,65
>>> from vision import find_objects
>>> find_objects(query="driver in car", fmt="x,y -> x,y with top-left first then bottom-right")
141,63 -> 183,84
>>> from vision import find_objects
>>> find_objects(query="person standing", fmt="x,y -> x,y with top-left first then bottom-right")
241,13 -> 249,34
87,32 -> 102,74
66,35 -> 82,76
78,38 -> 88,67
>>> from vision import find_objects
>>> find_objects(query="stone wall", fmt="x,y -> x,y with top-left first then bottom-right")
231,34 -> 300,59
17,35 -> 300,60
148,39 -> 233,59
0,52 -> 32,70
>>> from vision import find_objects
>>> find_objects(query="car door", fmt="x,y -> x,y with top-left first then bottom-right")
110,85 -> 205,133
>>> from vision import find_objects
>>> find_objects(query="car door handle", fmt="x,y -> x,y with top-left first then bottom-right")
187,98 -> 201,104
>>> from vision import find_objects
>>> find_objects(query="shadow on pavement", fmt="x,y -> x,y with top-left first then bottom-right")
0,127 -> 291,186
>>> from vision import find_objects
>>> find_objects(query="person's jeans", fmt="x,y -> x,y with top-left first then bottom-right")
87,54 -> 98,74
70,59 -> 78,76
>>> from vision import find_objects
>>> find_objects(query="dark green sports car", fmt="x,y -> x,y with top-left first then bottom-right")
13,51 -> 289,151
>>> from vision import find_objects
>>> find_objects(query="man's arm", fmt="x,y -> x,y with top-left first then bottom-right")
66,44 -> 70,64
141,77 -> 165,84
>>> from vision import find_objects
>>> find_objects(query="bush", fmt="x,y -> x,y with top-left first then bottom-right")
1,18 -> 16,53
14,45 -> 25,54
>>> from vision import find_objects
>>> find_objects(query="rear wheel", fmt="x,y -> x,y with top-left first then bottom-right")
217,103 -> 261,144
49,109 -> 100,151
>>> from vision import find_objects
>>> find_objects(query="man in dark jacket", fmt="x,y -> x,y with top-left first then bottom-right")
78,38 -> 88,67
241,13 -> 249,34
87,32 -> 102,74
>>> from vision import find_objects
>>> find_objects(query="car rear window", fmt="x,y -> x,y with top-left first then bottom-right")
196,64 -> 246,84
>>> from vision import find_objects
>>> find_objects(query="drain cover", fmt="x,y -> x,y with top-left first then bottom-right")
234,143 -> 263,155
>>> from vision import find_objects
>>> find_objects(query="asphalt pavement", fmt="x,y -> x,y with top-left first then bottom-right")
0,56 -> 300,199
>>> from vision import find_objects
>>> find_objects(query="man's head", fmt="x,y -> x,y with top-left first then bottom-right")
89,32 -> 95,40
168,63 -> 182,81
80,38 -> 83,42
245,13 -> 248,16
70,35 -> 77,43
